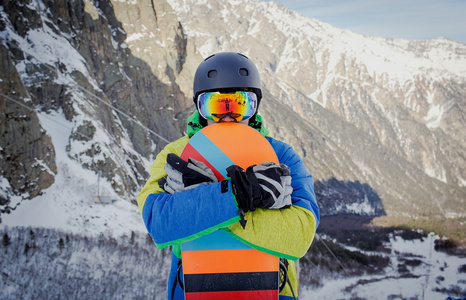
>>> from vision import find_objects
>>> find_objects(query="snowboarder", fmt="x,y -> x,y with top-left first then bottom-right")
137,52 -> 320,299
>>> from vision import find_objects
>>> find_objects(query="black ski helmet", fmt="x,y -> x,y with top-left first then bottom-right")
193,52 -> 262,104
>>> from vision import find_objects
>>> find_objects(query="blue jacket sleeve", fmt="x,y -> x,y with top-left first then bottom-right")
142,181 -> 240,249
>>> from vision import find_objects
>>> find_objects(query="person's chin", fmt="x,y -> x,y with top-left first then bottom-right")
219,118 -> 238,123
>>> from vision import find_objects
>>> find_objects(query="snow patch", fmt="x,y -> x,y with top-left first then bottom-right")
425,104 -> 444,129
345,199 -> 376,215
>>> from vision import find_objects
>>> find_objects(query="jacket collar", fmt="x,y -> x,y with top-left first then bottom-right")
186,111 -> 270,138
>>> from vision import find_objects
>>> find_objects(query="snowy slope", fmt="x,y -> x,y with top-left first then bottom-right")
305,234 -> 466,299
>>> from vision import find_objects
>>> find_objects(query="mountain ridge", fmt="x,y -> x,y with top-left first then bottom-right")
0,0 -> 464,243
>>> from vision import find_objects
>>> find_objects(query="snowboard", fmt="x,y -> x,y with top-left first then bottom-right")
180,122 -> 280,300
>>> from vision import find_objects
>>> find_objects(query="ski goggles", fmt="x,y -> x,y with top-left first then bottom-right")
197,91 -> 257,122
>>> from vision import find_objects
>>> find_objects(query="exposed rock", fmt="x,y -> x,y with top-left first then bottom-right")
0,43 -> 56,202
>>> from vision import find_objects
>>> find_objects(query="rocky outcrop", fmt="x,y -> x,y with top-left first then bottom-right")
0,43 -> 56,203
0,0 -> 196,209
315,178 -> 385,216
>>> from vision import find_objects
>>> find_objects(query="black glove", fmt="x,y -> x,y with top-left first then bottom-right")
159,153 -> 217,194
249,162 -> 293,209
225,165 -> 260,214
226,162 -> 293,212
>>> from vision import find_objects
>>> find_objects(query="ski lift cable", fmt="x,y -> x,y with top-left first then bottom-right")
74,84 -> 171,145
1,92 -> 92,141
2,92 -> 138,169
2,37 -> 171,145
316,233 -> 348,274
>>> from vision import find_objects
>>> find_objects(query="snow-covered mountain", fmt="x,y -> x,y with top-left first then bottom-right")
1,0 -> 465,298
1,0 -> 465,237
167,0 -> 466,227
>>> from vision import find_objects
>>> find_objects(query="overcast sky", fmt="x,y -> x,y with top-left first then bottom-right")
263,0 -> 466,44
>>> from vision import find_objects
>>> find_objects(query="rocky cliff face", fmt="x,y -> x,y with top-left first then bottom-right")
0,0 -> 193,209
0,42 -> 56,202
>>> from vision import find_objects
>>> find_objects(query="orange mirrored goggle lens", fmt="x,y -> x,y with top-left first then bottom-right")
197,91 -> 257,122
